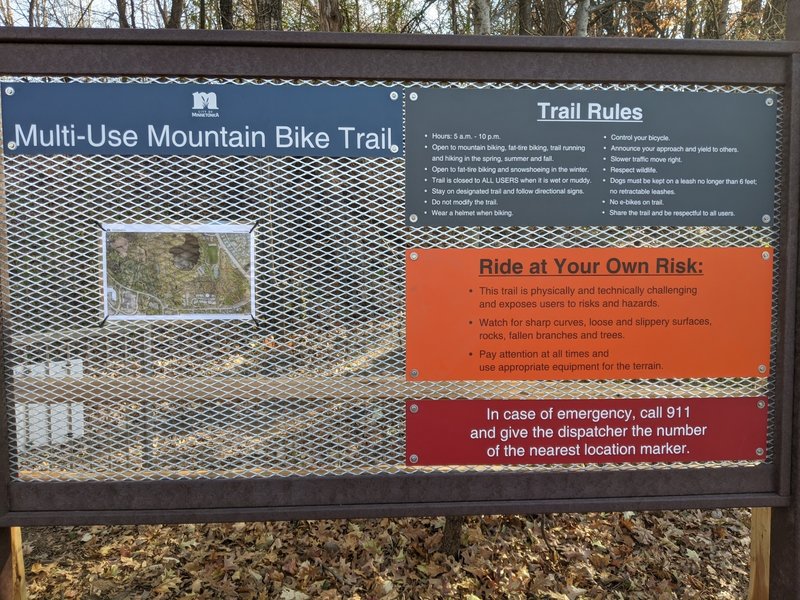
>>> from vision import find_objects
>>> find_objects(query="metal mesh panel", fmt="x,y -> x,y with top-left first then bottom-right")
0,78 -> 782,482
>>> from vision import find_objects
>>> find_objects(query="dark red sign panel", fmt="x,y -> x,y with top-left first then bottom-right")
405,398 -> 767,466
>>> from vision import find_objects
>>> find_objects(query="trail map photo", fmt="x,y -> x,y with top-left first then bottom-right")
103,224 -> 254,320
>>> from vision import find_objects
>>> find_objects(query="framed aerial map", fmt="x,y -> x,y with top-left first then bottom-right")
102,223 -> 255,320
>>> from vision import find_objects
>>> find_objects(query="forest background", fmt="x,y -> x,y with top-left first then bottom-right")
0,0 -> 788,44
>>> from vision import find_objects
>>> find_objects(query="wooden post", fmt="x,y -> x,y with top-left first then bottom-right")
0,528 -> 27,600
0,527 -> 12,600
11,528 -> 26,600
749,508 -> 771,600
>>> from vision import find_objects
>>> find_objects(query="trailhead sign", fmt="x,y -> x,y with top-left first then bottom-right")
405,397 -> 768,467
1,82 -> 403,157
401,86 -> 777,469
405,87 -> 777,226
0,81 -> 777,472
405,246 -> 774,467
406,247 -> 772,381
0,34 -> 788,544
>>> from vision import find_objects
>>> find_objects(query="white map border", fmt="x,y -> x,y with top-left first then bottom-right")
102,223 -> 256,321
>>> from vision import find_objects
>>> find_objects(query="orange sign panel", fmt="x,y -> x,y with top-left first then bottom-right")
405,248 -> 772,381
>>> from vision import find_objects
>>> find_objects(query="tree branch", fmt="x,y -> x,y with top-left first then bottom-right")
400,0 -> 437,33
589,0 -> 623,14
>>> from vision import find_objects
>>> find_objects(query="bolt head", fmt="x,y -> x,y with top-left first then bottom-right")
766,97 -> 774,106
4,86 -> 14,96
7,141 -> 17,151
762,215 -> 771,224
390,91 -> 399,101
409,214 -> 419,224
410,369 -> 419,378
756,448 -> 765,456
757,400 -> 766,409
758,364 -> 767,373
762,251 -> 771,260
409,92 -> 419,101
410,403 -> 419,413
409,454 -> 419,464
390,144 -> 399,154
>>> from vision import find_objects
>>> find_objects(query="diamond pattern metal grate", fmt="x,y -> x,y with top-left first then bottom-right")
0,78 -> 782,482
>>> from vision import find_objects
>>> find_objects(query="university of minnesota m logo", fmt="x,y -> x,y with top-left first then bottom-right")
192,92 -> 219,110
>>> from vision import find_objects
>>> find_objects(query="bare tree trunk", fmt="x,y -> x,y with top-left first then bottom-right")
1,0 -> 14,24
684,0 -> 694,37
518,0 -> 532,33
165,0 -> 183,27
156,0 -> 167,24
700,0 -> 725,37
716,0 -> 730,36
220,0 -> 234,28
254,0 -> 282,29
450,0 -> 458,32
199,0 -> 206,28
575,0 -> 589,35
116,0 -> 131,26
439,516 -> 466,557
470,0 -> 490,33
541,0 -> 564,35
318,0 -> 341,30
386,0 -> 401,31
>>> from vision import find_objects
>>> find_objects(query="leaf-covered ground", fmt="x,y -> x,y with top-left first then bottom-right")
24,509 -> 751,599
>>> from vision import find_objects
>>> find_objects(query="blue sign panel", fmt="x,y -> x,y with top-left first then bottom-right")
0,83 -> 403,158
